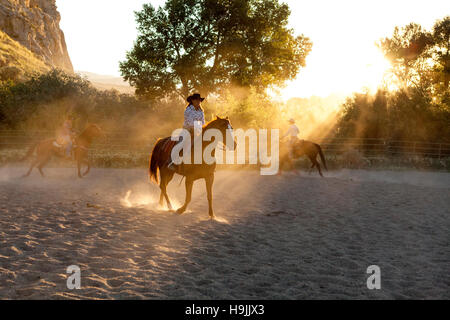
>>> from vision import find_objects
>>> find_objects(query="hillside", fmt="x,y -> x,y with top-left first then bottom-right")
0,30 -> 50,80
0,0 -> 73,72
78,71 -> 135,94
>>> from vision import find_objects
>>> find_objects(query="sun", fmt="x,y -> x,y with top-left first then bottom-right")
355,49 -> 393,93
278,45 -> 393,100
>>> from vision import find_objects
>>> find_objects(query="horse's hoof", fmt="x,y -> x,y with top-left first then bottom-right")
176,208 -> 184,215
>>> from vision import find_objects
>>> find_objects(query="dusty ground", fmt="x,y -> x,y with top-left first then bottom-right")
0,166 -> 449,299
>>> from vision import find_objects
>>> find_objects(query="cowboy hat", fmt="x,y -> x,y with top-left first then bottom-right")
187,93 -> 205,103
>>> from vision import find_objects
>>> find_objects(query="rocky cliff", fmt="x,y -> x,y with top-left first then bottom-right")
0,30 -> 50,80
0,0 -> 73,72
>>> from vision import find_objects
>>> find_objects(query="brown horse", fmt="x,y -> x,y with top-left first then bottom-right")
149,116 -> 236,218
280,139 -> 328,177
21,124 -> 103,178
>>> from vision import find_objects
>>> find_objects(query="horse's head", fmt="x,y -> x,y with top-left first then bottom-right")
206,116 -> 237,151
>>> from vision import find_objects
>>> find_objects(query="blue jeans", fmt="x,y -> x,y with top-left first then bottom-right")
66,141 -> 72,157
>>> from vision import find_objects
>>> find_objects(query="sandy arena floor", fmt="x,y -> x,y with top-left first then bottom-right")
0,166 -> 449,299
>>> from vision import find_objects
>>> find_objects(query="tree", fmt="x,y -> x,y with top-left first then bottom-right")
120,0 -> 312,100
430,16 -> 450,94
336,18 -> 450,143
378,23 -> 433,92
378,17 -> 450,100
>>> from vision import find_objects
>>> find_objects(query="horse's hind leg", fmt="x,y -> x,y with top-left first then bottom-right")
77,160 -> 83,178
82,160 -> 91,177
308,162 -> 315,174
163,184 -> 173,211
38,156 -> 51,177
158,187 -> 165,207
23,159 -> 39,177
314,160 -> 323,177
159,169 -> 174,210
157,169 -> 165,207
309,156 -> 323,177
158,179 -> 167,208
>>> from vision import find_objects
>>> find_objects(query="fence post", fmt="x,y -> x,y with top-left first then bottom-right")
384,139 -> 389,157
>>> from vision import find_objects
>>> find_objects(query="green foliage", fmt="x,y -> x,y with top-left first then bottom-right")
337,90 -> 388,139
0,70 -> 152,132
205,87 -> 281,128
337,18 -> 450,143
378,17 -> 449,99
430,17 -> 450,98
335,88 -> 449,142
120,0 -> 312,100
0,70 -> 90,127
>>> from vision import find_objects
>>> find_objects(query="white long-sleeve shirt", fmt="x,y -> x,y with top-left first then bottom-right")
183,104 -> 205,129
283,124 -> 299,139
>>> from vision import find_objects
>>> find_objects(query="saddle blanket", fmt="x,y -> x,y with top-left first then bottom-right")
161,139 -> 177,163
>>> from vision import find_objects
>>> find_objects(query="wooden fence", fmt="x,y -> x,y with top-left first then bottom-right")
1,130 -> 449,159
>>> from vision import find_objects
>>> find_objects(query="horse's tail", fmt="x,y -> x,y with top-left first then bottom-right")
20,142 -> 38,161
149,139 -> 163,184
316,144 -> 328,171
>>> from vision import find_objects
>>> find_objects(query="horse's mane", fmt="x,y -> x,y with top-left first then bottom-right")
203,117 -> 228,130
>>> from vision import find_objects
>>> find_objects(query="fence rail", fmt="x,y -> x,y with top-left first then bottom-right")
0,131 -> 449,159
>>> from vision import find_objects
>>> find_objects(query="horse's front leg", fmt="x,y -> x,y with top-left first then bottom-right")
176,177 -> 193,215
23,158 -> 39,178
205,174 -> 215,218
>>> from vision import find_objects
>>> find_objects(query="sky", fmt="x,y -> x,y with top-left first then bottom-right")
57,0 -> 449,98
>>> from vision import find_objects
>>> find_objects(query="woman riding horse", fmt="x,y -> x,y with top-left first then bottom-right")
22,123 -> 103,178
60,115 -> 77,159
167,93 -> 205,171
150,93 -> 236,218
